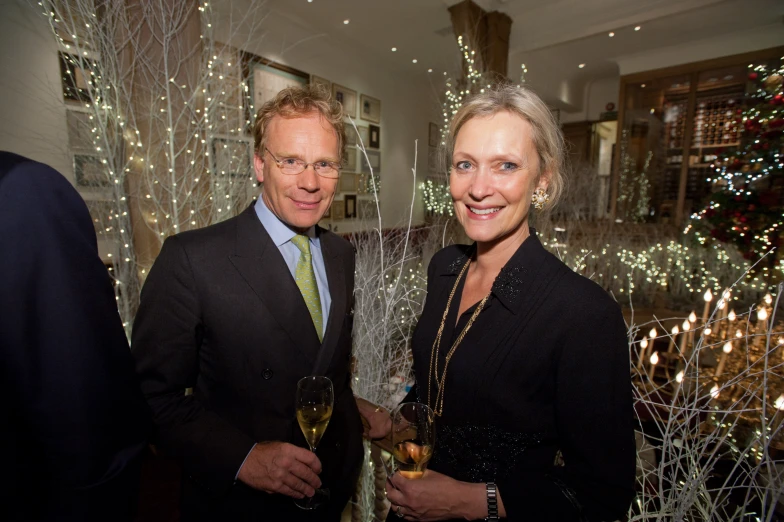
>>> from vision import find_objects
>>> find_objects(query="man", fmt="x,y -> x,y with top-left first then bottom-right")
132,85 -> 364,520
0,151 -> 150,521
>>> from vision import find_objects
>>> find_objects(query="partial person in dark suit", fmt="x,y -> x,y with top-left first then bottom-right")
0,151 -> 151,522
375,85 -> 636,521
132,85 -> 365,521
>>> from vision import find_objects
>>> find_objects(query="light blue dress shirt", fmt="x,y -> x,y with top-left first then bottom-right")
254,195 -> 331,338
236,196 -> 333,481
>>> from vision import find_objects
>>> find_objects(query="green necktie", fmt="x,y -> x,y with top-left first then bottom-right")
290,234 -> 324,342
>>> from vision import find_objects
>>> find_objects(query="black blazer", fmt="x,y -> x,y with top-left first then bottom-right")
132,203 -> 364,521
407,231 -> 635,522
0,152 -> 150,521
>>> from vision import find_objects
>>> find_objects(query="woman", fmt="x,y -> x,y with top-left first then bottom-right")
360,84 -> 635,521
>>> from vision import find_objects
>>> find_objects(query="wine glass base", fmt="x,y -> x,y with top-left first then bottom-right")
293,488 -> 330,510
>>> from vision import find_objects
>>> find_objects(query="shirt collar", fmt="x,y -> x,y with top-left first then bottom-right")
254,194 -> 319,249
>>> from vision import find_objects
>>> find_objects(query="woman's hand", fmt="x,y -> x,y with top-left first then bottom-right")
386,469 -> 486,521
355,396 -> 392,440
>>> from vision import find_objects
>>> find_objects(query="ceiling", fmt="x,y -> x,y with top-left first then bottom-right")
257,0 -> 783,112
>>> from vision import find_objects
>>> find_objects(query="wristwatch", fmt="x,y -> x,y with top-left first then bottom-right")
485,482 -> 499,521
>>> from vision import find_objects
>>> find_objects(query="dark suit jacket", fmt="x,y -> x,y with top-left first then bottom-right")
132,204 -> 364,521
0,151 -> 150,521
401,231 -> 635,522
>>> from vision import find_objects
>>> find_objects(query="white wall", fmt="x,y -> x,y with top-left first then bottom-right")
215,4 -> 439,233
0,0 -> 72,181
617,23 -> 784,75
560,76 -> 620,123
0,0 -> 438,235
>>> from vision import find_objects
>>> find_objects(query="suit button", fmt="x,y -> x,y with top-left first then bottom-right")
262,369 -> 273,380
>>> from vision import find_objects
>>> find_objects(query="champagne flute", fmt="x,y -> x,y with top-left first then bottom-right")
391,402 -> 435,479
294,375 -> 333,510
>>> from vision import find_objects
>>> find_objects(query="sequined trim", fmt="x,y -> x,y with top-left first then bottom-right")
430,423 -> 544,483
492,265 -> 525,301
446,254 -> 469,275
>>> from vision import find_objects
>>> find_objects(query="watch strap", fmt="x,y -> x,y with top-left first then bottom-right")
485,481 -> 499,521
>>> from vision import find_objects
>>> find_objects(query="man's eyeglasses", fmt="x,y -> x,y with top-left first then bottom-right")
265,148 -> 341,179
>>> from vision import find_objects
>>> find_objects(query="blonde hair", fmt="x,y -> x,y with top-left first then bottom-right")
252,83 -> 346,162
446,84 -> 566,211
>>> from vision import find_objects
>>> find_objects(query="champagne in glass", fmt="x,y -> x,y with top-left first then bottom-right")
391,403 -> 435,479
294,376 -> 333,510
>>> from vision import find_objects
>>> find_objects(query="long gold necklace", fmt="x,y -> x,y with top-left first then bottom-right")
427,258 -> 490,416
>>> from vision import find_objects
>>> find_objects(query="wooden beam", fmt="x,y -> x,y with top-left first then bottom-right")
675,72 -> 699,226
610,79 -> 626,220
485,11 -> 512,78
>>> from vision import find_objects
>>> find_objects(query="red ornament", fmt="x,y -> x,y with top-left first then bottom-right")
749,72 -> 758,80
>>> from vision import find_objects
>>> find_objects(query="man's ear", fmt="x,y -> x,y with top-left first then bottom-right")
253,153 -> 265,184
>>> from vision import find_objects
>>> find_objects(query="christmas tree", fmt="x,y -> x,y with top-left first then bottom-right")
687,59 -> 784,272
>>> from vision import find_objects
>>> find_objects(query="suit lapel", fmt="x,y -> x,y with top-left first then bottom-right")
228,206 -> 320,364
312,229 -> 346,376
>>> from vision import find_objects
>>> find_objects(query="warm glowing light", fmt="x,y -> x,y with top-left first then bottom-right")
608,32 -> 615,37
723,341 -> 733,354
736,329 -> 743,338
776,394 -> 784,411
757,308 -> 768,321
649,328 -> 657,339
578,63 -> 586,69
650,352 -> 659,365
689,311 -> 697,323
704,289 -> 713,302
682,320 -> 690,331
728,310 -> 736,321
641,336 -> 648,349
676,370 -> 684,383
764,293 -> 773,305
671,325 -> 679,335
710,384 -> 720,399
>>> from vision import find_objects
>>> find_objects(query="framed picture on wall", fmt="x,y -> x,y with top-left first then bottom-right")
343,147 -> 359,173
332,84 -> 357,118
310,75 -> 331,92
339,172 -> 357,193
242,52 -> 309,128
59,52 -> 99,103
74,154 -> 110,187
368,124 -> 380,149
358,199 -> 378,221
428,146 -> 438,173
346,125 -> 368,147
344,195 -> 357,219
332,199 -> 345,220
66,110 -> 95,152
212,137 -> 252,178
361,149 -> 381,174
360,94 -> 381,123
428,122 -> 440,147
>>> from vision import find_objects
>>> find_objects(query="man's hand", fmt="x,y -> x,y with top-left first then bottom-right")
236,441 -> 322,499
356,397 -> 392,440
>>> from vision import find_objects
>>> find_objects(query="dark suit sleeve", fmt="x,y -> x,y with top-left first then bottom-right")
132,235 -> 256,495
0,157 -> 150,520
497,302 -> 636,521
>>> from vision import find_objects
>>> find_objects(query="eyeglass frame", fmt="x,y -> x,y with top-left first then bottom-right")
264,147 -> 342,179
